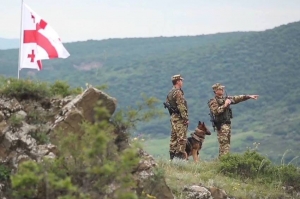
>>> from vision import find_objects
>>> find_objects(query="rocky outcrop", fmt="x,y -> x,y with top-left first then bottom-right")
0,108 -> 55,172
0,87 -> 175,199
183,185 -> 212,199
134,149 -> 174,199
50,87 -> 117,136
183,185 -> 230,199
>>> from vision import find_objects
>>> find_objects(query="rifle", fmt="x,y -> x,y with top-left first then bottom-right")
208,110 -> 222,132
163,102 -> 179,116
208,110 -> 216,132
208,91 -> 232,131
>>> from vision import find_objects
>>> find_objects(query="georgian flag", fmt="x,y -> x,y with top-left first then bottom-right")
19,3 -> 70,70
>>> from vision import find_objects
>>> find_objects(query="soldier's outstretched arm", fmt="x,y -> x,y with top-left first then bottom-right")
229,94 -> 259,104
209,99 -> 226,115
174,90 -> 188,122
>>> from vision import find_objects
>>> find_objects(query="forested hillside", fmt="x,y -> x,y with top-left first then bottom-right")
0,21 -> 299,163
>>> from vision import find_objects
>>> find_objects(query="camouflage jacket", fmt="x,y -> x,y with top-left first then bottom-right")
167,87 -> 188,121
208,95 -> 250,122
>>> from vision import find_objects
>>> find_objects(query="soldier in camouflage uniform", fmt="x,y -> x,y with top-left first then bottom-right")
208,83 -> 259,157
166,74 -> 189,160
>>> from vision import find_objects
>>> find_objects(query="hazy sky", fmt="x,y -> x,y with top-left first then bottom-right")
1,0 -> 300,42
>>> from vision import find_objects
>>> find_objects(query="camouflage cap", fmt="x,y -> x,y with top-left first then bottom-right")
212,83 -> 225,91
171,74 -> 184,81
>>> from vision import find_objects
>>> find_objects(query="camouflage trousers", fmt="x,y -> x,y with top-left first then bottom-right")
169,114 -> 188,154
217,123 -> 231,157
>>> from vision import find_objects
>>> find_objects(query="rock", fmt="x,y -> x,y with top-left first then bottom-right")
136,151 -> 157,172
50,87 -> 117,136
0,87 -> 178,199
0,122 -> 37,166
0,98 -> 22,113
16,154 -> 31,165
44,152 -> 56,159
0,121 -> 8,138
0,111 -> 5,122
133,149 -> 174,199
51,95 -> 74,109
0,183 -> 6,199
1,131 -> 19,150
182,185 -> 230,199
183,185 -> 211,199
15,110 -> 27,120
18,122 -> 37,150
36,144 -> 58,156
51,108 -> 85,137
209,186 -> 228,199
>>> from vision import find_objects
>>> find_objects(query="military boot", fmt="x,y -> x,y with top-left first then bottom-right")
169,151 -> 175,160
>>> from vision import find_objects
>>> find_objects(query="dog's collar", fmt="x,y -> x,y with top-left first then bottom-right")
191,130 -> 205,142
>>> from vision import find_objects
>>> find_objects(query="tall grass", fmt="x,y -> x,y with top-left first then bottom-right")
156,150 -> 300,199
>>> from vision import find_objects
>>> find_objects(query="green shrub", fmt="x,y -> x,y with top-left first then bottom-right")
218,150 -> 273,179
30,130 -> 50,145
49,80 -> 81,97
218,150 -> 300,192
49,80 -> 70,97
95,84 -> 108,91
0,78 -> 82,101
0,165 -> 11,181
276,165 -> 300,190
11,161 -> 44,198
0,78 -> 50,100
26,109 -> 49,125
8,114 -> 23,128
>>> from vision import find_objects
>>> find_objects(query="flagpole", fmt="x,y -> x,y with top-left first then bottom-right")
17,0 -> 24,79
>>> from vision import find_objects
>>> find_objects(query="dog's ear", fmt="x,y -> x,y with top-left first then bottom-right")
198,121 -> 201,125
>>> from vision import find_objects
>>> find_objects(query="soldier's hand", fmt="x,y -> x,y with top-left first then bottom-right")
224,99 -> 232,107
249,95 -> 259,100
184,120 -> 189,125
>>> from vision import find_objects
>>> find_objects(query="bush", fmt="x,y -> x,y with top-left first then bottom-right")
49,80 -> 81,97
218,150 -> 273,179
218,150 -> 300,191
26,108 -> 50,125
0,78 -> 82,101
0,165 -> 11,181
30,130 -> 50,145
276,165 -> 300,190
0,78 -> 50,100
8,114 -> 23,128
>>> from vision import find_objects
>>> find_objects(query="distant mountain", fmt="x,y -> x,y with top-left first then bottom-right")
0,21 -> 300,163
0,38 -> 19,49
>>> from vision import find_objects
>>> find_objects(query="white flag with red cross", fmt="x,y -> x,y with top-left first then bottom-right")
19,3 -> 70,71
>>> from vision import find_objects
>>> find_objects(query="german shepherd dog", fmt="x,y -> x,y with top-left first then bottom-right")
185,121 -> 211,162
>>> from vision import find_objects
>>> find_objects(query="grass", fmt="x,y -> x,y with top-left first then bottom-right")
157,158 -> 294,199
142,129 -> 300,198
143,126 -> 300,166
143,129 -> 271,161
